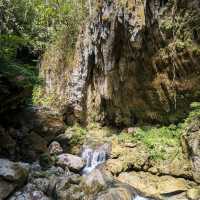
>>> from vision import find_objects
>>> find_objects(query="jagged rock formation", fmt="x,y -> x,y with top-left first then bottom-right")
40,0 -> 200,126
182,117 -> 200,184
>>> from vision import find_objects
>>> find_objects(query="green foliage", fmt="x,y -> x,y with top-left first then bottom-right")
67,124 -> 87,146
117,125 -> 182,160
160,18 -> 174,35
0,0 -> 87,51
0,0 -> 88,106
116,102 -> 200,161
32,85 -> 55,107
185,102 -> 200,124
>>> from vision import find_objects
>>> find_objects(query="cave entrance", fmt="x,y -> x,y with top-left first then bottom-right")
193,29 -> 199,41
160,0 -> 168,7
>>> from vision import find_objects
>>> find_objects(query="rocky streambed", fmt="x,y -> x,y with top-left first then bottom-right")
0,135 -> 153,200
1,134 -> 200,200
0,108 -> 200,200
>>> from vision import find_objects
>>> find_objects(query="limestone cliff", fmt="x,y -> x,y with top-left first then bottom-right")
40,0 -> 200,126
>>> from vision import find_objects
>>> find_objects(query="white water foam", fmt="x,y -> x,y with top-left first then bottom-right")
82,147 -> 106,174
134,195 -> 150,200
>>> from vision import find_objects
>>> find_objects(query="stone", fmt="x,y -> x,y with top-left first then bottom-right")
0,178 -> 17,200
81,168 -> 114,195
48,141 -> 63,155
31,178 -> 50,194
118,171 -> 192,199
55,179 -> 84,200
9,183 -> 50,200
123,143 -> 137,148
55,133 -> 70,151
105,159 -> 124,175
127,127 -> 138,134
148,156 -> 193,179
0,159 -> 28,183
54,174 -> 83,200
107,142 -> 149,174
96,186 -> 134,200
182,119 -> 200,183
0,159 -> 28,199
187,187 -> 200,200
56,154 -> 85,172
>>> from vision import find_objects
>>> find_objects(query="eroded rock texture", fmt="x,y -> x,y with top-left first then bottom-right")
40,0 -> 200,126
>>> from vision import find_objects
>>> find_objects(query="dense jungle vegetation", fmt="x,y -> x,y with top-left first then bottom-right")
0,0 -> 87,96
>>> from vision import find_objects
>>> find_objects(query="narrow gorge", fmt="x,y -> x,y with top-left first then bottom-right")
1,0 -> 200,200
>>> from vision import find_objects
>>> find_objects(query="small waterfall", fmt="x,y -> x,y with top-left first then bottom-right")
82,147 -> 107,174
134,195 -> 150,200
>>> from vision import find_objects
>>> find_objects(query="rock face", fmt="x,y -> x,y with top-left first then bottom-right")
182,118 -> 200,183
40,0 -> 200,126
118,171 -> 195,200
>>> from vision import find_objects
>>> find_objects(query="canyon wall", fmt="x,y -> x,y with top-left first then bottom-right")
40,0 -> 200,126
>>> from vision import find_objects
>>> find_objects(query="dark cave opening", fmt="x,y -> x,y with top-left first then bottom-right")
193,29 -> 199,41
160,0 -> 168,7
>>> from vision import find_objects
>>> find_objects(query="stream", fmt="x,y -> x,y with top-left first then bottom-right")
81,145 -> 151,200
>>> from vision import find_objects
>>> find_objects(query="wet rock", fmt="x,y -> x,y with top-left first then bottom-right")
96,186 -> 135,200
48,141 -> 63,155
118,171 -> 194,199
56,154 -> 85,172
81,168 -> 114,196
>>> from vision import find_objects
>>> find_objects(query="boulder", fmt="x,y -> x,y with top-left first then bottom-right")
56,154 -> 85,172
0,178 -> 17,200
0,159 -> 28,182
148,156 -> 193,179
96,186 -> 135,200
81,169 -> 113,195
182,118 -> 200,183
118,171 -> 193,199
55,133 -> 70,151
0,159 -> 28,199
107,142 -> 149,174
187,187 -> 200,200
55,176 -> 83,200
9,183 -> 50,200
49,141 -> 63,155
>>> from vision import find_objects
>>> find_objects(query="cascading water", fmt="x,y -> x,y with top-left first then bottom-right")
81,147 -> 107,174
134,195 -> 150,200
81,145 -> 151,200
